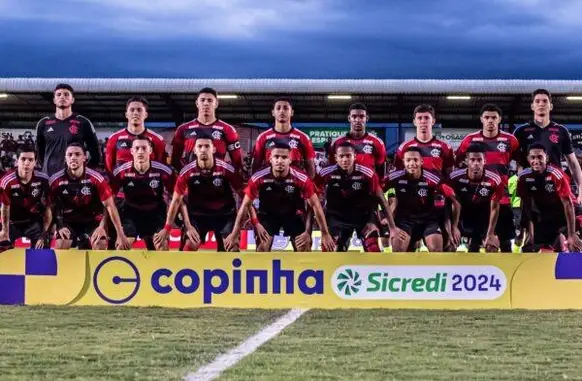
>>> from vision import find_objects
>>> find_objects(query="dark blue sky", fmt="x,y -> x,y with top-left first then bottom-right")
1,0 -> 581,79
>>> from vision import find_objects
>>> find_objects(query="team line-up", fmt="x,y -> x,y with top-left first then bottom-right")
1,84 -> 581,253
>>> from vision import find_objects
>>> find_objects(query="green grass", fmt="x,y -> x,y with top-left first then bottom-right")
0,306 -> 282,381
221,310 -> 582,381
3,308 -> 582,381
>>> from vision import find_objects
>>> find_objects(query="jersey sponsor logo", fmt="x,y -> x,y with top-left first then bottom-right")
120,142 -> 128,148
550,134 -> 560,144
266,186 -> 272,191
149,180 -> 159,189
482,182 -> 491,187
419,182 -> 428,186
189,130 -> 197,137
12,192 -> 18,197
81,179 -> 92,184
398,180 -> 407,184
332,183 -> 340,187
31,182 -> 41,186
497,137 -> 507,141
194,180 -> 200,185
213,178 -> 223,187
267,141 -> 276,148
352,182 -> 362,190
545,183 -> 554,192
10,184 -> 20,189
530,186 -> 537,191
399,188 -> 406,192
81,187 -> 91,196
497,142 -> 507,152
285,185 -> 295,193
461,187 -> 468,192
526,178 -> 535,182
527,134 -> 534,139
212,131 -> 222,140
128,181 -> 135,187
331,175 -> 341,179
479,188 -> 489,196
546,176 -> 552,181
459,178 -> 469,183
62,189 -> 68,195
149,173 -> 160,178
430,148 -> 441,157
418,188 -> 428,197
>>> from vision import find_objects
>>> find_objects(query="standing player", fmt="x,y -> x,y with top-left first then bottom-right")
112,136 -> 175,251
514,89 -> 582,204
171,87 -> 243,172
386,147 -> 461,252
252,98 -> 316,177
159,131 -> 244,252
105,97 -> 167,175
36,83 -> 101,176
48,143 -> 130,250
518,143 -> 582,252
449,144 -> 505,252
315,142 -> 399,252
224,142 -> 335,252
328,103 -> 387,178
455,104 -> 519,252
0,147 -> 51,249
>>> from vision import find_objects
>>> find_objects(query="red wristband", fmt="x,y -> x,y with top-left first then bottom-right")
251,217 -> 259,227
164,223 -> 172,232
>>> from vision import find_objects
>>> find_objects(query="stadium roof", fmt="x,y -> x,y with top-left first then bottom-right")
2,78 -> 582,127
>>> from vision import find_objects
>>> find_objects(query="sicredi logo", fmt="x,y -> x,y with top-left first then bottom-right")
332,265 -> 506,300
93,257 -> 324,304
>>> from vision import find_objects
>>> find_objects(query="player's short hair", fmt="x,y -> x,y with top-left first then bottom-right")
466,142 -> 486,155
529,142 -> 547,153
273,97 -> 293,108
336,141 -> 355,152
66,142 -> 86,153
480,103 -> 503,117
349,103 -> 367,113
532,88 -> 552,102
272,141 -> 291,150
132,134 -> 153,147
16,145 -> 37,159
404,146 -> 423,155
413,104 -> 436,119
126,96 -> 148,110
198,87 -> 218,98
54,83 -> 74,95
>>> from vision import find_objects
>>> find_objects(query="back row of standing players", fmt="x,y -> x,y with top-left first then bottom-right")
1,84 -> 581,252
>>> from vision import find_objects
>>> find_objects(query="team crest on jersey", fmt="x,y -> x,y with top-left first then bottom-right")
497,142 -> 507,152
213,178 -> 222,187
81,186 -> 91,196
418,188 -> 428,197
10,184 -> 20,189
352,182 -> 362,190
479,188 -> 489,196
430,148 -> 441,157
285,185 -> 295,194
362,145 -> 373,154
69,125 -> 79,135
550,134 -> 559,144
212,131 -> 222,140
149,180 -> 159,189
288,139 -> 298,149
31,188 -> 40,197
545,183 -> 554,192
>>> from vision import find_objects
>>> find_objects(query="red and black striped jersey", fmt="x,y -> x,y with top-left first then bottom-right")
395,137 -> 454,177
456,131 -> 519,177
517,165 -> 573,220
327,132 -> 386,177
0,170 -> 49,224
252,127 -> 315,172
105,128 -> 167,175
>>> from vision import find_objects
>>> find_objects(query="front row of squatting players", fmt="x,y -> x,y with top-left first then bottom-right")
2,89 -> 582,253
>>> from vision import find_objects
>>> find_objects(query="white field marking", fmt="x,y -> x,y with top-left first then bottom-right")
183,308 -> 308,381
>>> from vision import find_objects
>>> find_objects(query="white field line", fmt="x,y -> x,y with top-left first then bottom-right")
183,308 -> 308,381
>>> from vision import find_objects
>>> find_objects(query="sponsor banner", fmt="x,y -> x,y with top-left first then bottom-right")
14,229 -> 248,251
403,128 -> 474,149
4,250 -> 582,309
303,127 -> 386,148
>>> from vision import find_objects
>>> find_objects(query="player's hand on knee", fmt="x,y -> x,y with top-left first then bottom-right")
115,233 -> 131,250
484,234 -> 500,252
390,227 -> 408,242
451,227 -> 462,248
255,223 -> 270,244
295,231 -> 311,250
90,226 -> 107,248
185,226 -> 200,246
223,232 -> 238,252
321,232 -> 336,252
153,229 -> 169,248
57,227 -> 71,241
567,234 -> 582,252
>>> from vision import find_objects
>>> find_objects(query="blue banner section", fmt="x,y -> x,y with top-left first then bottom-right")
25,249 -> 58,276
0,275 -> 25,304
554,253 -> 582,279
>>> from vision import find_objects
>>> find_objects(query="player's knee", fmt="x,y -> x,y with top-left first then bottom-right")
362,231 -> 380,252
55,240 -> 72,249
183,240 -> 200,251
257,241 -> 272,252
92,240 -> 108,250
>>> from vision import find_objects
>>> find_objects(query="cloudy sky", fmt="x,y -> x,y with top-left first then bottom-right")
0,0 -> 581,78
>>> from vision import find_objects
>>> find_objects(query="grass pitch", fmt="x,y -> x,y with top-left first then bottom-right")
2,307 -> 582,381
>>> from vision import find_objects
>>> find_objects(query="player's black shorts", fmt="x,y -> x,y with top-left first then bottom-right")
327,212 -> 378,251
189,213 -> 236,243
395,214 -> 441,243
512,207 -> 522,236
122,205 -> 166,238
59,220 -> 101,249
9,220 -> 45,247
496,204 -> 516,240
257,212 -> 306,239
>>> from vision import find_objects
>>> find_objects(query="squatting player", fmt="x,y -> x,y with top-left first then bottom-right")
517,143 -> 582,252
328,103 -> 387,178
252,98 -> 316,177
315,142 -> 398,252
36,83 -> 101,176
48,143 -> 130,250
112,136 -> 175,250
105,97 -> 167,176
0,146 -> 51,249
171,87 -> 243,172
225,142 -> 335,252
386,147 -> 461,252
161,131 -> 244,252
449,144 -> 505,252
456,104 -> 519,252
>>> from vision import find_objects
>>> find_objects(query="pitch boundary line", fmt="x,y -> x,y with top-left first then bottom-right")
183,308 -> 308,381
